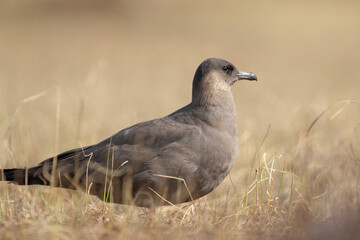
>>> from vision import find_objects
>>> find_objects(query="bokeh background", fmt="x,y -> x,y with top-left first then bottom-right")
0,0 -> 360,239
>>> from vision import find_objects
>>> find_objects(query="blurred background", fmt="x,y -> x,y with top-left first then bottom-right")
1,0 -> 360,238
1,0 -> 359,166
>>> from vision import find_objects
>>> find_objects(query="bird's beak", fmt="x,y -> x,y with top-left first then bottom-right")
235,71 -> 257,81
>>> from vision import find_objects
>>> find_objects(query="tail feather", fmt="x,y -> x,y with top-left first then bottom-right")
0,146 -> 93,186
1,167 -> 45,185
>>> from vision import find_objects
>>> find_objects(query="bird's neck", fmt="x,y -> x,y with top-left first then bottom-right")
191,90 -> 238,136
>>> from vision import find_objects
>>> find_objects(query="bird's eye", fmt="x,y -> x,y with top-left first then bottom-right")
222,65 -> 232,73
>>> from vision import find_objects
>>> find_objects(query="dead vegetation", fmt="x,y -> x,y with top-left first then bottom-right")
1,0 -> 360,239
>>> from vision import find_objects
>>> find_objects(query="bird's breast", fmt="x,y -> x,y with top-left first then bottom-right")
193,122 -> 238,197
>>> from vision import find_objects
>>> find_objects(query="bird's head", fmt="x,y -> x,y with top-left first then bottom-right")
192,58 -> 257,105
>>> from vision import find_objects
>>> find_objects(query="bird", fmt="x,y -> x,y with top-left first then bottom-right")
0,58 -> 257,207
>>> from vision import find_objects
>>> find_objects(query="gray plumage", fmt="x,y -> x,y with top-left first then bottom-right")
1,58 -> 257,207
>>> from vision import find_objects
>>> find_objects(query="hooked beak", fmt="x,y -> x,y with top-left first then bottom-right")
236,71 -> 257,81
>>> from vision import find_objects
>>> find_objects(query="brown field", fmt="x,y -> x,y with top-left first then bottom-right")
1,0 -> 360,239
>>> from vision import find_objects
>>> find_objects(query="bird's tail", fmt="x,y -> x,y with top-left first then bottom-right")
0,146 -> 92,187
0,167 -> 46,185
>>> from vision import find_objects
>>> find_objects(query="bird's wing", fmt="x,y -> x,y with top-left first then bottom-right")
100,114 -> 204,170
29,113 -> 204,204
105,115 -> 205,204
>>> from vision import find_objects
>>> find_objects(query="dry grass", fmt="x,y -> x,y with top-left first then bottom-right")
1,0 -> 360,239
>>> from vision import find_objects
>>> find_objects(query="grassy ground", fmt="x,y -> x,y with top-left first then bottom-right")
0,0 -> 360,239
